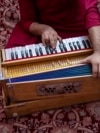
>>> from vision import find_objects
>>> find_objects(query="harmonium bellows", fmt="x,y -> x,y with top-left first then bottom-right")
0,36 -> 100,118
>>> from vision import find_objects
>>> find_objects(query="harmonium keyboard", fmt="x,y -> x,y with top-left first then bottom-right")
0,36 -> 100,118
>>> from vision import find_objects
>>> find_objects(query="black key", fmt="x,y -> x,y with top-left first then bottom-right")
69,42 -> 74,51
76,41 -> 81,49
72,42 -> 77,50
25,50 -> 29,57
59,44 -> 64,52
29,49 -> 33,57
53,48 -> 57,54
35,48 -> 39,56
15,51 -> 18,59
61,42 -> 67,52
21,51 -> 25,58
86,39 -> 91,48
45,47 -> 50,55
11,52 -> 14,60
49,47 -> 53,54
39,47 -> 43,56
82,40 -> 87,48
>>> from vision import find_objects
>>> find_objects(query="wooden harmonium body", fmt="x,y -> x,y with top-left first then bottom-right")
1,36 -> 100,118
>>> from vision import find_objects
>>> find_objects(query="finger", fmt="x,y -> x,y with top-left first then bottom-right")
92,64 -> 98,78
49,34 -> 57,48
79,58 -> 89,64
57,35 -> 62,42
42,38 -> 46,46
42,33 -> 50,46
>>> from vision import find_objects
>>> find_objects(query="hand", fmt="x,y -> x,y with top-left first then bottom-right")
41,26 -> 62,48
29,22 -> 62,48
79,52 -> 100,78
97,0 -> 100,13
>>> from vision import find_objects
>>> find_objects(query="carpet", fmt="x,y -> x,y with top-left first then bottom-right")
0,88 -> 100,133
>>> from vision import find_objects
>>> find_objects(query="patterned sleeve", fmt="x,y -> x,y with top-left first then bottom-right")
85,0 -> 100,29
18,0 -> 37,32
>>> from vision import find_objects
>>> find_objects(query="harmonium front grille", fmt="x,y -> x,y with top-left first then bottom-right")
1,36 -> 100,118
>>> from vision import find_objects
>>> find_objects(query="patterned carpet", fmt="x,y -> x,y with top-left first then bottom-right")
0,87 -> 100,133
0,0 -> 100,133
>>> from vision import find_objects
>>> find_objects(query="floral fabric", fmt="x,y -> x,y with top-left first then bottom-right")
0,0 -> 20,48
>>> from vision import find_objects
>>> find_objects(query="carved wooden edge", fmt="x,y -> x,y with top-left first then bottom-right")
1,49 -> 93,67
4,91 -> 100,118
1,80 -> 11,105
1,49 -> 6,62
4,75 -> 100,103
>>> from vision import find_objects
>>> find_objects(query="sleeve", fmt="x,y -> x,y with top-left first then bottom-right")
85,0 -> 100,29
18,0 -> 37,32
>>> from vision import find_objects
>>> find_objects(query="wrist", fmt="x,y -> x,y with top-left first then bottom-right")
93,50 -> 100,55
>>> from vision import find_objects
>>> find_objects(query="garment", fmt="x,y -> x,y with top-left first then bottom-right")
7,0 -> 100,48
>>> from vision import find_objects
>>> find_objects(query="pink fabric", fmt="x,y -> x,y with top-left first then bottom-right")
6,0 -> 100,48
18,0 -> 100,31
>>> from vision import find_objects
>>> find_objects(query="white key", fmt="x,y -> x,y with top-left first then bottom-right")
25,45 -> 30,57
60,40 -> 68,52
14,47 -> 19,59
27,44 -> 34,57
80,36 -> 88,48
14,47 -> 21,59
8,48 -> 12,60
31,44 -> 37,56
72,37 -> 79,50
84,36 -> 92,48
5,48 -> 12,60
11,47 -> 17,60
16,46 -> 22,59
88,39 -> 92,48
20,46 -> 26,58
70,38 -> 77,51
5,49 -> 9,60
76,36 -> 87,49
35,44 -> 40,56
74,37 -> 82,50
56,41 -> 61,53
39,43 -> 47,55
78,36 -> 86,49
64,38 -> 71,51
81,36 -> 88,40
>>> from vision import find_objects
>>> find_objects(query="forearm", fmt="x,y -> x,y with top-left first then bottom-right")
88,26 -> 100,53
29,22 -> 52,36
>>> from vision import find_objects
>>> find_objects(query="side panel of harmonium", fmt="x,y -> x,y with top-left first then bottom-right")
3,91 -> 100,118
1,76 -> 100,118
2,76 -> 100,102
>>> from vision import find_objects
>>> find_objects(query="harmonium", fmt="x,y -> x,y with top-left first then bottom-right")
0,36 -> 100,118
